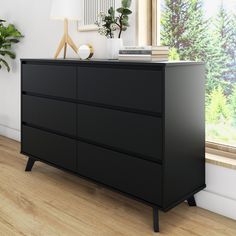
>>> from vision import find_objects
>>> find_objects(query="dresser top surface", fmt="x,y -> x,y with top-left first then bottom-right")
21,58 -> 204,67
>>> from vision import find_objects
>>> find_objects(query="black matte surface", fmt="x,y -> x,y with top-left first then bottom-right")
153,207 -> 159,232
22,64 -> 76,99
21,59 -> 205,216
22,95 -> 76,136
77,66 -> 162,113
77,141 -> 162,205
77,104 -> 162,161
25,157 -> 36,172
163,65 -> 205,208
22,126 -> 77,171
21,58 -> 204,67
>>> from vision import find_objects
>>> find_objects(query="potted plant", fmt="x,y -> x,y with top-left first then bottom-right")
95,0 -> 132,59
0,19 -> 23,71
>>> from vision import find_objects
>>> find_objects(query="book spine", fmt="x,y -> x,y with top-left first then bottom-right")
119,54 -> 151,58
152,55 -> 169,57
121,46 -> 169,51
119,50 -> 152,55
152,51 -> 169,55
152,46 -> 169,50
121,46 -> 152,50
119,57 -> 149,59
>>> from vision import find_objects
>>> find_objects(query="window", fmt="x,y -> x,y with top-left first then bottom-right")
137,0 -> 160,46
140,0 -> 236,148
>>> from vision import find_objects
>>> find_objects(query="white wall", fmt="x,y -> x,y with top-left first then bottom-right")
196,163 -> 236,220
0,0 -> 137,140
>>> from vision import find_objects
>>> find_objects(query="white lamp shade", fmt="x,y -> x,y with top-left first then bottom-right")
50,0 -> 82,20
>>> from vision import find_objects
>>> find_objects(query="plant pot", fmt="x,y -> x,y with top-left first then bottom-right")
106,38 -> 123,60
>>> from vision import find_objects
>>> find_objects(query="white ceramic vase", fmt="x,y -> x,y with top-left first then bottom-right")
106,38 -> 123,60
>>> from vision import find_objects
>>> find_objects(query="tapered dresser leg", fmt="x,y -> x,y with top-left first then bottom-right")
187,195 -> 197,207
153,207 -> 159,233
25,157 -> 36,172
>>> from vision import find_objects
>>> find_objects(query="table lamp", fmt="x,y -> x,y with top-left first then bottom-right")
51,0 -> 82,59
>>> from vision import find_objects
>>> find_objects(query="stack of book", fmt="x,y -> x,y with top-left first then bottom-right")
118,46 -> 169,61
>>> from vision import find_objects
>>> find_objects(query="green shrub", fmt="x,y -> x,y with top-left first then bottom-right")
168,48 -> 180,61
206,86 -> 231,124
229,84 -> 236,126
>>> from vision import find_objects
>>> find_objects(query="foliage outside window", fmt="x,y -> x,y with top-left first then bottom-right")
160,0 -> 236,146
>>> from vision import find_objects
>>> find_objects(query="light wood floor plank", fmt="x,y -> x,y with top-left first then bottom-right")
0,135 -> 235,236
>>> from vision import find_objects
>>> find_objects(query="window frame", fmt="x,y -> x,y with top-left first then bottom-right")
206,141 -> 236,159
137,0 -> 160,46
138,0 -> 236,156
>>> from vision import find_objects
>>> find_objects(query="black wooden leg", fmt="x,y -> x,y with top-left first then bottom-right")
153,207 -> 159,233
25,157 -> 36,172
187,195 -> 197,207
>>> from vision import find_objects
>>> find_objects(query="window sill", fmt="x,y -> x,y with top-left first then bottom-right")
206,152 -> 236,170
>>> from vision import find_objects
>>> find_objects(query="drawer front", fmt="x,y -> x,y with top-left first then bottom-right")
77,104 -> 162,161
22,95 -> 76,136
77,142 -> 162,205
77,66 -> 163,113
22,126 -> 76,171
22,64 -> 76,99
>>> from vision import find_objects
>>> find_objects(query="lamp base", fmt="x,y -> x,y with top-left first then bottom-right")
54,19 -> 78,59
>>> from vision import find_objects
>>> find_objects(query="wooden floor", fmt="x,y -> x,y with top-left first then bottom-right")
0,136 -> 236,236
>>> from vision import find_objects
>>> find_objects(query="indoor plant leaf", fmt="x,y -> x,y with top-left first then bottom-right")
0,50 -> 16,59
121,19 -> 129,27
108,7 -> 115,17
0,19 -> 23,72
122,0 -> 132,8
95,0 -> 132,39
116,8 -> 124,14
122,9 -> 132,15
0,58 -> 10,72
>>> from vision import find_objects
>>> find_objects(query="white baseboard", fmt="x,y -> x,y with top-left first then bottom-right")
196,190 -> 236,220
0,124 -> 20,141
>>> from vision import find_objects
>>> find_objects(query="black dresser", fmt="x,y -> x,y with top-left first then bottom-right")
21,59 -> 205,232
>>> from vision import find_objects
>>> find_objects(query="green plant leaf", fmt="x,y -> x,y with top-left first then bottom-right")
108,7 -> 115,17
1,43 -> 11,49
122,0 -> 132,8
122,9 -> 132,15
7,38 -> 20,43
95,1 -> 132,39
123,15 -> 129,21
116,8 -> 124,14
0,58 -> 10,72
0,19 -> 23,72
121,19 -> 129,26
0,50 -> 16,59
